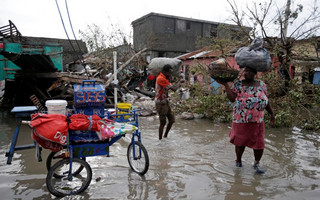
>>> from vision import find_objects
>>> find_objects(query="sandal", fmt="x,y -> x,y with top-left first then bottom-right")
253,164 -> 265,174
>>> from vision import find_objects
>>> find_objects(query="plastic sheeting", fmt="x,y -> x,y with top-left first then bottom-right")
235,38 -> 271,72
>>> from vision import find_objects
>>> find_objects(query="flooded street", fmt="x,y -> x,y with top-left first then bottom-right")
0,111 -> 320,200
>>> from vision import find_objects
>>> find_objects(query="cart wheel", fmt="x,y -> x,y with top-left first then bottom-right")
46,150 -> 86,178
46,158 -> 92,197
127,141 -> 149,175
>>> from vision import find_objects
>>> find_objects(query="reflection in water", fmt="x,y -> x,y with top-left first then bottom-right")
0,112 -> 320,199
127,170 -> 149,199
225,170 -> 261,200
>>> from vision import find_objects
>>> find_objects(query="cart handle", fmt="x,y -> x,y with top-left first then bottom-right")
82,80 -> 95,87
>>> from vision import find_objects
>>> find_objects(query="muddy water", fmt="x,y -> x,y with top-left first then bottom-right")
0,112 -> 319,200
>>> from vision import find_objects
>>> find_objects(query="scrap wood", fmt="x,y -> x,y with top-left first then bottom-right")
57,73 -> 105,84
105,48 -> 147,87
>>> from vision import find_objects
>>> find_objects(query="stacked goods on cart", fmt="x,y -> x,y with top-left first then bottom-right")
18,79 -> 150,197
73,80 -> 106,117
208,58 -> 239,82
235,37 -> 271,72
71,80 -> 107,141
148,57 -> 182,77
30,112 -> 138,150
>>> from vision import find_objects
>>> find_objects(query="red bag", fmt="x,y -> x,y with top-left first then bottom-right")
30,113 -> 68,145
32,129 -> 63,152
68,114 -> 101,131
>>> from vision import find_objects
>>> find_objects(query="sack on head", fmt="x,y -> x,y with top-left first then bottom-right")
235,38 -> 271,72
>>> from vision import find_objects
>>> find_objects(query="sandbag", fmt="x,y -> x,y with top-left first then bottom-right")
235,38 -> 271,72
148,57 -> 182,77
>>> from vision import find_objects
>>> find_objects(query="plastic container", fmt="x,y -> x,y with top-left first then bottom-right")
45,100 -> 68,115
73,80 -> 106,108
116,103 -> 132,119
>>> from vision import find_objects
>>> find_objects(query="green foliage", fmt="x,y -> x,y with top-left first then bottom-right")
196,95 -> 233,123
273,110 -> 292,127
302,113 -> 320,130
172,70 -> 320,131
172,82 -> 233,123
260,71 -> 320,130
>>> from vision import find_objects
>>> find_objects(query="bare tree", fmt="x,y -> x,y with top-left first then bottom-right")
79,24 -> 108,53
227,0 -> 320,80
79,18 -> 132,53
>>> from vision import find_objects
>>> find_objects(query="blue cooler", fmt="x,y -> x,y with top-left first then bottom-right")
313,68 -> 320,85
73,80 -> 106,117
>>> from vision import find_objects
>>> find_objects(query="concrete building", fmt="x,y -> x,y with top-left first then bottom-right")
131,12 -> 246,62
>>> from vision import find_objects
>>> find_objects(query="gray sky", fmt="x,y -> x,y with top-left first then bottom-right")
0,0 -> 316,41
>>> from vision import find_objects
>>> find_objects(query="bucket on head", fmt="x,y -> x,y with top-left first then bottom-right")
116,103 -> 132,119
45,100 -> 68,115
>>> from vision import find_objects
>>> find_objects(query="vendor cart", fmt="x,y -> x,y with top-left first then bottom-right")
44,109 -> 149,197
5,80 -> 149,197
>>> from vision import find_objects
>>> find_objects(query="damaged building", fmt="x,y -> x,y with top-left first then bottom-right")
131,12 -> 247,61
0,20 -> 88,108
0,20 -> 149,109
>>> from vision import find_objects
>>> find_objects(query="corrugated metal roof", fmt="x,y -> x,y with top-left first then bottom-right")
177,46 -> 238,60
176,47 -> 219,60
190,50 -> 212,58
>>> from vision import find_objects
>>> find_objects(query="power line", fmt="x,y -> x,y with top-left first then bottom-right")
55,0 -> 87,76
65,0 -> 84,55
55,0 -> 76,53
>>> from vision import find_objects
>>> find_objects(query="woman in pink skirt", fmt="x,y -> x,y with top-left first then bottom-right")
219,67 -> 275,174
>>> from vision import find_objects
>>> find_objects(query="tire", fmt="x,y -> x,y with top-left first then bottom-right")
127,141 -> 149,175
46,150 -> 85,178
46,158 -> 92,197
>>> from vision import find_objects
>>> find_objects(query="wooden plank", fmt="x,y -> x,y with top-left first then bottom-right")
3,68 -> 20,71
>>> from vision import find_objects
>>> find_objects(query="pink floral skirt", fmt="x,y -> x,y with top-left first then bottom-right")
229,122 -> 265,149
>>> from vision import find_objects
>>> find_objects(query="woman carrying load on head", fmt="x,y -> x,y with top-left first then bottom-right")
217,66 -> 275,174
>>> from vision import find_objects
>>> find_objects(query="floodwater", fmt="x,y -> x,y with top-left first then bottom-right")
0,111 -> 319,200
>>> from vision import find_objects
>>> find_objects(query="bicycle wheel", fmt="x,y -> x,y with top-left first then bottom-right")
46,150 -> 85,178
127,141 -> 149,175
46,158 -> 92,197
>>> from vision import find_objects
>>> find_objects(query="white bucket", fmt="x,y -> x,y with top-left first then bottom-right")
45,100 -> 68,115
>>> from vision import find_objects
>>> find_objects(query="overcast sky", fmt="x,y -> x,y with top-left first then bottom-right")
0,0 -> 316,41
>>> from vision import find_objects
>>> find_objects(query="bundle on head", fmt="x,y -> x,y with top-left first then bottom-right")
235,37 -> 271,72
208,58 -> 239,82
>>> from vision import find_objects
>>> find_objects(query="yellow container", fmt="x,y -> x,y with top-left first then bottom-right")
116,103 -> 132,119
